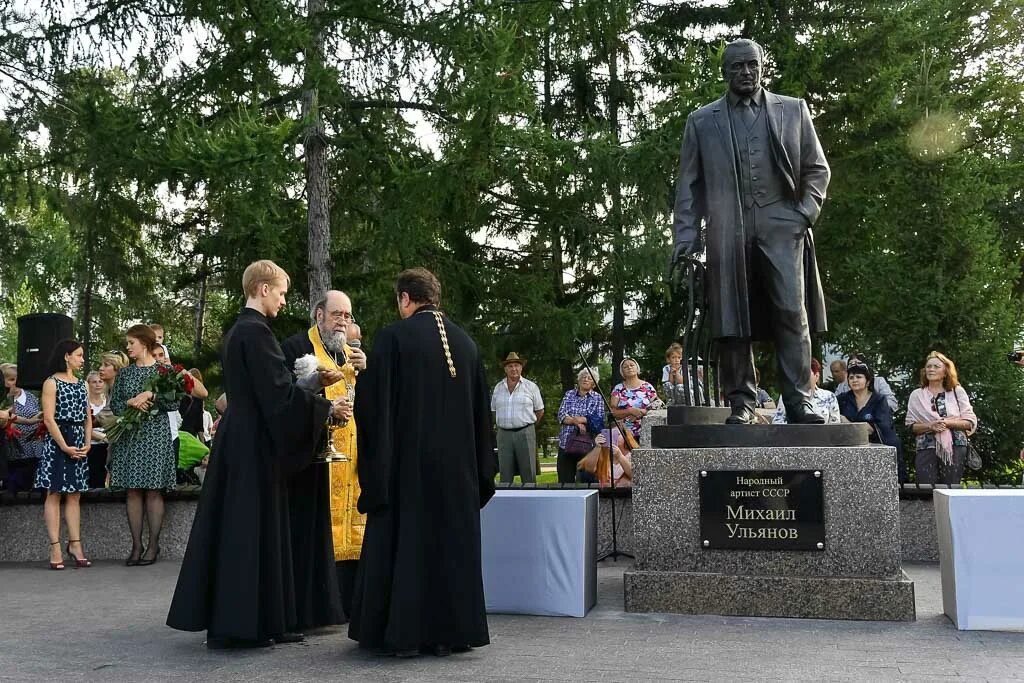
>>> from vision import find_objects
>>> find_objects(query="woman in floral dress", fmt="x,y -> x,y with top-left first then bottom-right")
109,324 -> 178,566
610,357 -> 660,441
35,340 -> 92,570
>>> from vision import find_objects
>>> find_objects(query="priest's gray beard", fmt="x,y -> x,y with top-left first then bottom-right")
320,328 -> 347,354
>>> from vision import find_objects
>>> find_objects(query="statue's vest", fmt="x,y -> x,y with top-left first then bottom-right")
730,103 -> 787,209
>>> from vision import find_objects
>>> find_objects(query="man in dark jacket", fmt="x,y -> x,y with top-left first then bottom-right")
672,38 -> 831,425
349,268 -> 495,657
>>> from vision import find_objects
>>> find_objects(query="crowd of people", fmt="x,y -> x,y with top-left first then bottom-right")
0,307 -> 997,570
544,345 -> 983,488
2,263 -> 493,655
0,257 -> 1013,660
0,325 -> 216,570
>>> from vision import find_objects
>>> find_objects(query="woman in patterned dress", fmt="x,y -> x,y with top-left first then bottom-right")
1,363 -> 45,492
35,340 -> 92,570
109,324 -> 178,566
610,357 -> 660,441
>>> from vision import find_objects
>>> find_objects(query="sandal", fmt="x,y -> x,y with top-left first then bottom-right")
48,541 -> 65,571
66,540 -> 92,568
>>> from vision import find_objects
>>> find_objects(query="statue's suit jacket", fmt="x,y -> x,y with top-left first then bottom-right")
673,89 -> 830,341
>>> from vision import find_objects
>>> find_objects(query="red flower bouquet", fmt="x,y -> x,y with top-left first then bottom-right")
106,364 -> 194,443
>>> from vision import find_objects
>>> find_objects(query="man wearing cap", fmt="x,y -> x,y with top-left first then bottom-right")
491,352 -> 544,483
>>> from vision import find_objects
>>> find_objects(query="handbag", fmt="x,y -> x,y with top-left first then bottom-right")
564,427 -> 595,456
951,387 -> 982,471
965,439 -> 982,471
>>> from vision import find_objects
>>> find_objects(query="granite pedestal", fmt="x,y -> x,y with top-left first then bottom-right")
624,446 -> 916,621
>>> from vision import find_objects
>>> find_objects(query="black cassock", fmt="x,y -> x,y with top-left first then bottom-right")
280,331 -> 345,629
348,305 -> 495,651
167,308 -> 330,642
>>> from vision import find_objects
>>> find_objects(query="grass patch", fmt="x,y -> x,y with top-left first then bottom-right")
495,472 -> 559,484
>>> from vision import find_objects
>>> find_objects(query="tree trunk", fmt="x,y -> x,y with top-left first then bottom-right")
543,21 -> 576,392
303,0 -> 331,315
608,31 -> 625,384
80,216 -> 95,368
193,256 -> 207,358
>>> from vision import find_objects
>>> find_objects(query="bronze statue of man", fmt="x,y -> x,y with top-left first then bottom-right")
671,39 -> 830,425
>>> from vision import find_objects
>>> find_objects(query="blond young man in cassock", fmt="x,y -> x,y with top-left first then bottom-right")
167,261 -> 349,649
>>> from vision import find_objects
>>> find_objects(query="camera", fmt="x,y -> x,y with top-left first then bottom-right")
1007,351 -> 1023,363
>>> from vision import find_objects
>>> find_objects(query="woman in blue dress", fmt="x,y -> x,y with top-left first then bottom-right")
109,324 -> 178,566
837,361 -> 906,483
35,340 -> 93,570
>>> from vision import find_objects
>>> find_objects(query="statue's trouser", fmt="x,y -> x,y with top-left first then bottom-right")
718,201 -> 814,415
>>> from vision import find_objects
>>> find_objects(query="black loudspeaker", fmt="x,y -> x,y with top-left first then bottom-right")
17,313 -> 75,390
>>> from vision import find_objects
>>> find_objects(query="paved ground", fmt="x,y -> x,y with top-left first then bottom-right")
1,559 -> 1022,682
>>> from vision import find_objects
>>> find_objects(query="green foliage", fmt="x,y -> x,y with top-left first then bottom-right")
1,0 -> 1022,479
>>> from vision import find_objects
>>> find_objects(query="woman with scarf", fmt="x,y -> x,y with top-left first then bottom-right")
906,351 -> 977,485
838,361 -> 906,483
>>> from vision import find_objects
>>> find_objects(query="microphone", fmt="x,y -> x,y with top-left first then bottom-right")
347,338 -> 361,374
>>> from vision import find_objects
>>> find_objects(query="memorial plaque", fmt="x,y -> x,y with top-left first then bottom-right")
699,470 -> 825,551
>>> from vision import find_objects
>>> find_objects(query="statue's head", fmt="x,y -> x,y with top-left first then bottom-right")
722,39 -> 764,97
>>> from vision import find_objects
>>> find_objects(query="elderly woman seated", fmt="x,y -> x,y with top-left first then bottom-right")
577,427 -> 635,488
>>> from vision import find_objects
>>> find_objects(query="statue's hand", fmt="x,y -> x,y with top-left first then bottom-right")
667,241 -> 700,279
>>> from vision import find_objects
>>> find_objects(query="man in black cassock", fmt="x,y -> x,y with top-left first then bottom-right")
280,289 -> 366,628
349,268 -> 495,657
167,260 -> 347,649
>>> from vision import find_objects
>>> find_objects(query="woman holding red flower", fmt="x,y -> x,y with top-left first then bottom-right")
108,324 -> 180,566
1,363 -> 45,493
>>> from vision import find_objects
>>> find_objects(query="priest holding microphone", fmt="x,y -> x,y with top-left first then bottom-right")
281,290 -> 367,629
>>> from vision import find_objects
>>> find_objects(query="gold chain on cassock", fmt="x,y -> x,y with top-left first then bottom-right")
431,311 -> 457,378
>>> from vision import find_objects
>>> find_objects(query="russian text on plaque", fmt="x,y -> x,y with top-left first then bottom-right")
699,469 -> 825,551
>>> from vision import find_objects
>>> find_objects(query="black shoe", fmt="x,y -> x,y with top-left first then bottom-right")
725,406 -> 757,425
271,632 -> 305,644
451,644 -> 472,653
431,645 -> 452,657
206,637 -> 274,650
137,547 -> 160,566
788,405 -> 825,425
392,648 -> 420,658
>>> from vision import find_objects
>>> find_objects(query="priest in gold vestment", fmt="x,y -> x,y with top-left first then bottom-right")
281,290 -> 367,626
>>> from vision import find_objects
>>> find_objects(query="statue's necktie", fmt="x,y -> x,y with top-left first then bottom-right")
740,99 -> 757,130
